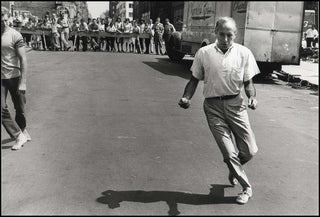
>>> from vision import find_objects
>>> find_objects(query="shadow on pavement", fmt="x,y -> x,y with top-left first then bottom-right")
1,138 -> 15,145
96,184 -> 237,216
143,58 -> 193,80
310,92 -> 319,96
252,77 -> 281,85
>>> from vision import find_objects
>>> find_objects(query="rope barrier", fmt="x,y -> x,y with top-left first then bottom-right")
16,28 -> 151,39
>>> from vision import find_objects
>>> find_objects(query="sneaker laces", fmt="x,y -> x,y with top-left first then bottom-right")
238,189 -> 251,197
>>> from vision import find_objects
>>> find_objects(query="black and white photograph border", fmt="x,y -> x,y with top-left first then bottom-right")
1,1 -> 319,215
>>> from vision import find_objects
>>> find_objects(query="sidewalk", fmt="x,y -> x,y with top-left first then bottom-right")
281,60 -> 319,86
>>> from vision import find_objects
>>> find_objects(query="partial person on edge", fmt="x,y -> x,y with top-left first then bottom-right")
1,7 -> 31,150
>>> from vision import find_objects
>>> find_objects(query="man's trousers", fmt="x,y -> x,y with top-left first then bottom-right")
203,94 -> 258,189
1,77 -> 26,139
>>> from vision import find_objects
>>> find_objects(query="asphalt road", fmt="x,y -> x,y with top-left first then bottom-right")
1,51 -> 318,215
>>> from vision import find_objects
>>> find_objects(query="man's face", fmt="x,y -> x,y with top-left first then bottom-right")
216,22 -> 236,50
1,13 -> 9,33
156,18 -> 160,23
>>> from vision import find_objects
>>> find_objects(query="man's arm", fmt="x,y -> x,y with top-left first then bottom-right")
244,79 -> 257,110
314,30 -> 319,39
16,46 -> 27,92
171,24 -> 176,32
183,75 -> 199,99
178,75 -> 199,109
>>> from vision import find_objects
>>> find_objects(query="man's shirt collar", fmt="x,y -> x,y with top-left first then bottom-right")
213,41 -> 235,55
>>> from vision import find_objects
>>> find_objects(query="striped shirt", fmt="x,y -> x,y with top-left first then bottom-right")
1,27 -> 25,79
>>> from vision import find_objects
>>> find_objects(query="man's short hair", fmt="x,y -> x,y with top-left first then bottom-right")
1,6 -> 9,17
214,17 -> 237,34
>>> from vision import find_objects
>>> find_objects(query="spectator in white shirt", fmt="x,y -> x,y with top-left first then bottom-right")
99,18 -> 106,51
138,19 -> 145,53
305,24 -> 318,48
105,17 -> 116,52
58,11 -> 71,51
123,18 -> 132,53
78,18 -> 89,51
115,17 -> 124,52
51,15 -> 61,51
132,20 -> 141,53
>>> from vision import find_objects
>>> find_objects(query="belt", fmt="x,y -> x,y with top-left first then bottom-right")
207,94 -> 239,100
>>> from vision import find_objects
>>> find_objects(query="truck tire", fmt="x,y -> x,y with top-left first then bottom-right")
255,62 -> 282,80
166,33 -> 185,61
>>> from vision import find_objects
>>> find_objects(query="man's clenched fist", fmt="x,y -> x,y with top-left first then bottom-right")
248,96 -> 258,110
178,97 -> 191,109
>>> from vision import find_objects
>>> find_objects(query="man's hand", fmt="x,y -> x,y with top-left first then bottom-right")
178,97 -> 190,109
17,77 -> 26,94
248,96 -> 258,110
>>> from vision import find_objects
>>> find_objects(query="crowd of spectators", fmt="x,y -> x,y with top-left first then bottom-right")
9,8 -> 177,55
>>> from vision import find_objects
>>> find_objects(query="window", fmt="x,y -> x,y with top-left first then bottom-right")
129,3 -> 133,8
129,12 -> 133,17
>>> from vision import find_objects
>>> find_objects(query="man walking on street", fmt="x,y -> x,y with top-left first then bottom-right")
1,7 -> 31,150
178,17 -> 259,204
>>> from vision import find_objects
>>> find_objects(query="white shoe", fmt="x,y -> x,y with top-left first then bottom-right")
23,129 -> 31,141
236,187 -> 252,204
11,132 -> 28,150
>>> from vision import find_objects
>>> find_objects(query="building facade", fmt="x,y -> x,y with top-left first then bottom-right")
1,1 -> 89,20
133,1 -> 184,30
116,1 -> 133,21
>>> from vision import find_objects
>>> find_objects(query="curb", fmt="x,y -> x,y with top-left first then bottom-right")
26,47 -> 33,53
273,70 -> 319,91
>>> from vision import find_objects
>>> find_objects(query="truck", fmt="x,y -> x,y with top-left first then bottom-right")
166,1 -> 305,78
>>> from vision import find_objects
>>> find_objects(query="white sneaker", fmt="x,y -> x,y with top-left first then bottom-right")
11,132 -> 28,150
236,187 -> 252,204
23,129 -> 31,141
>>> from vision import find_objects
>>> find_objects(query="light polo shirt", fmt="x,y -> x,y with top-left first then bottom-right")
305,28 -> 318,39
1,27 -> 25,79
191,42 -> 260,98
